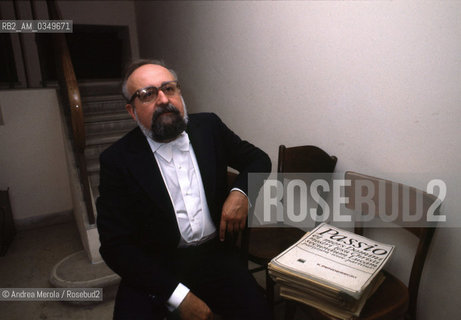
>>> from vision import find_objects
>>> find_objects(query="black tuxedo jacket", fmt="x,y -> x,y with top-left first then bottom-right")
96,112 -> 271,303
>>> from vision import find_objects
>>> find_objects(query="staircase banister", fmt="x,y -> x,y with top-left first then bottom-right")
46,0 -> 94,224
46,0 -> 85,152
57,36 -> 86,152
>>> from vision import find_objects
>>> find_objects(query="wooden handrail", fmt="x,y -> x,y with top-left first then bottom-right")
45,0 -> 95,224
46,0 -> 85,152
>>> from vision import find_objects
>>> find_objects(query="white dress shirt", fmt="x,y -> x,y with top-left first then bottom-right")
145,132 -> 216,310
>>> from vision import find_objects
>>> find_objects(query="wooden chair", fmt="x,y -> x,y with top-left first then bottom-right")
286,171 -> 439,320
246,145 -> 338,307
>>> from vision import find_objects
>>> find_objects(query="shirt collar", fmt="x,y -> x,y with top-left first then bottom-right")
146,131 -> 190,162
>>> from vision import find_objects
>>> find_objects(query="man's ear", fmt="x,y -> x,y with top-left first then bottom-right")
126,104 -> 136,121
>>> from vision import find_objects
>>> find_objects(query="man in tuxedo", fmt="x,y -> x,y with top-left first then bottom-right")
96,60 -> 272,319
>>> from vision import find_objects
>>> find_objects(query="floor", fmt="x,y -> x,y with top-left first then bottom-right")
0,222 -> 308,320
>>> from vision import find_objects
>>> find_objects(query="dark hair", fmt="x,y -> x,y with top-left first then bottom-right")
121,59 -> 178,102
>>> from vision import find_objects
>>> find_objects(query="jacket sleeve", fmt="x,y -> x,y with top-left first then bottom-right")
212,113 -> 272,199
96,149 -> 178,304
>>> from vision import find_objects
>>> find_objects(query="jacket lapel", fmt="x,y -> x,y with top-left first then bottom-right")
124,118 -> 217,216
187,116 -> 216,205
125,128 -> 174,214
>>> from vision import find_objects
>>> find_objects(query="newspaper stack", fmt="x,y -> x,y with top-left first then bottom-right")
268,223 -> 394,319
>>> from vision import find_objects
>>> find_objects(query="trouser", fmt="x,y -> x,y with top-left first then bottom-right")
113,239 -> 273,320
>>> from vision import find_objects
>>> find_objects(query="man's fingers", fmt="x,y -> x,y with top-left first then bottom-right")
239,219 -> 246,231
220,217 -> 244,242
220,191 -> 249,241
227,221 -> 235,234
219,219 -> 227,242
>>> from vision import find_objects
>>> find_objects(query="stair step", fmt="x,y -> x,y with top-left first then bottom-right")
83,98 -> 126,114
82,94 -> 125,103
84,143 -> 112,161
78,80 -> 121,97
71,81 -> 137,203
89,171 -> 100,199
89,170 -> 100,185
92,187 -> 100,200
87,157 -> 99,172
85,110 -> 131,123
86,131 -> 128,147
49,250 -> 120,300
85,118 -> 136,136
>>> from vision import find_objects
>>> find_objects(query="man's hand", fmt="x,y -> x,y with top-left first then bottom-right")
178,292 -> 214,320
219,190 -> 249,241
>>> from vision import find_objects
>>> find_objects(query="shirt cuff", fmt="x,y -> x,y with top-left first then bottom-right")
230,187 -> 252,208
166,283 -> 190,312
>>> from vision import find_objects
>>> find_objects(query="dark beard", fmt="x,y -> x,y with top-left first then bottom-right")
150,103 -> 187,142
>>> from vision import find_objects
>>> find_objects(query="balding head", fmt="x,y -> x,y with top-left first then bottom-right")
121,59 -> 178,102
122,59 -> 187,142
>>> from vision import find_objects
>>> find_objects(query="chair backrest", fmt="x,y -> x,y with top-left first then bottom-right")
277,145 -> 338,173
277,145 -> 338,227
344,171 -> 439,319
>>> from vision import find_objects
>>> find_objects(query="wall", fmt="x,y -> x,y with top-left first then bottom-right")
0,0 -> 140,226
55,0 -> 139,61
0,89 -> 72,227
135,1 -> 461,319
0,0 -> 139,88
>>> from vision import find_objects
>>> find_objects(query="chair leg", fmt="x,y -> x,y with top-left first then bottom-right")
265,268 -> 275,308
284,300 -> 297,320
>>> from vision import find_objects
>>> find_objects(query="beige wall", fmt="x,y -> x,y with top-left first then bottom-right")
0,89 -> 72,225
135,1 -> 461,319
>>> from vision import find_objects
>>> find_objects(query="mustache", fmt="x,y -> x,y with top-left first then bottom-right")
152,103 -> 181,122
149,103 -> 187,142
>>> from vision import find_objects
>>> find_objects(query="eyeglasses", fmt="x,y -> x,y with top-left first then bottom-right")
128,80 -> 181,104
